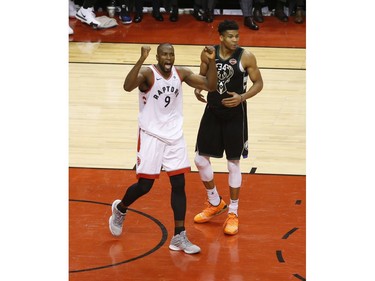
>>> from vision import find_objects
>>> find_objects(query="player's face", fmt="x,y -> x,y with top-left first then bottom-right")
156,46 -> 175,73
221,30 -> 239,50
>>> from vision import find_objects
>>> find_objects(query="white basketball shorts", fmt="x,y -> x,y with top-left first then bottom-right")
136,129 -> 191,179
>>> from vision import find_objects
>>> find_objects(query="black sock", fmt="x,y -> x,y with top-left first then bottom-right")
174,226 -> 185,236
116,202 -> 128,214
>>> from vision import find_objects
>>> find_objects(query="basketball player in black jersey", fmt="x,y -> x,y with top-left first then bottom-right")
193,20 -> 263,235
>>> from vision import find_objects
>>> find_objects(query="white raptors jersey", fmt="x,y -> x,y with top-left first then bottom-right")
138,65 -> 184,143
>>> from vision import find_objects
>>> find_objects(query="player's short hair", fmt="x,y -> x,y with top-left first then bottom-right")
218,20 -> 239,35
157,43 -> 173,54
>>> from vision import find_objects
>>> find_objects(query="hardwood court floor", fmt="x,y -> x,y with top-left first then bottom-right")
69,11 -> 306,281
69,43 -> 305,175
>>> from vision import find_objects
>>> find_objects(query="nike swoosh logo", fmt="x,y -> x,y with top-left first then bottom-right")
76,13 -> 86,20
156,78 -> 162,80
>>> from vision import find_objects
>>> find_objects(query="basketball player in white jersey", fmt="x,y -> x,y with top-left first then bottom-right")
109,43 -> 217,254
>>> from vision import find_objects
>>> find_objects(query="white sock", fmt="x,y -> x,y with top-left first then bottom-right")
207,187 -> 220,206
228,199 -> 239,216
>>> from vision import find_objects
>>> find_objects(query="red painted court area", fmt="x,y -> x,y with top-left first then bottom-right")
69,168 -> 305,281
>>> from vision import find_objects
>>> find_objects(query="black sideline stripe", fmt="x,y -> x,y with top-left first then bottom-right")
276,250 -> 285,263
282,227 -> 299,239
293,273 -> 306,281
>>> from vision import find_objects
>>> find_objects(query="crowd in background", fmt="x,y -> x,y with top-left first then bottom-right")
69,0 -> 306,34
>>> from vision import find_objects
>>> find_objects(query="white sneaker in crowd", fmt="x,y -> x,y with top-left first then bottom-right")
75,6 -> 101,28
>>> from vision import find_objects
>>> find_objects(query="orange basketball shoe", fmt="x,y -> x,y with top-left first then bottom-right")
223,213 -> 239,235
194,197 -> 228,223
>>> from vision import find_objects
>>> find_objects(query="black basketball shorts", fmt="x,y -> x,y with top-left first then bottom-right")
195,103 -> 248,160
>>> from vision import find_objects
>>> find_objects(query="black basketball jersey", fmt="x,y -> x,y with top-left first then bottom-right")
207,45 -> 247,117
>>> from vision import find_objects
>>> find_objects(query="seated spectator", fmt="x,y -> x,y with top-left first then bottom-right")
239,0 -> 259,30
165,0 -> 179,22
289,0 -> 305,23
118,0 -> 132,24
132,0 -> 164,22
252,0 -> 289,23
192,0 -> 217,23
274,0 -> 288,22
75,0 -> 131,27
106,0 -> 132,24
253,0 -> 265,23
192,0 -> 205,21
75,0 -> 101,28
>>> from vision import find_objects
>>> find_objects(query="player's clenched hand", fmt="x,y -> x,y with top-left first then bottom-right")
140,46 -> 151,61
203,46 -> 216,60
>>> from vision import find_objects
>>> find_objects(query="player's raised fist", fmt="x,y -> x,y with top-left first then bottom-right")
141,45 -> 151,59
203,46 -> 216,60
